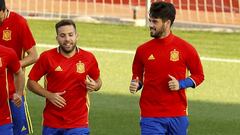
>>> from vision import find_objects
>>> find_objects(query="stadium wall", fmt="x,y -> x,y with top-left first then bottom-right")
5,0 -> 240,28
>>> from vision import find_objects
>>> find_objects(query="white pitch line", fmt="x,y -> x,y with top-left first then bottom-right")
37,44 -> 240,63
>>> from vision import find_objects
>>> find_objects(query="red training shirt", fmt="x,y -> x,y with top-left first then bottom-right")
0,11 -> 36,98
0,45 -> 21,126
132,33 -> 204,117
28,47 -> 100,128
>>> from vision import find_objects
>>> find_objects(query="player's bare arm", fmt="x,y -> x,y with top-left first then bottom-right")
12,68 -> 25,107
86,75 -> 102,92
20,46 -> 38,68
27,79 -> 66,108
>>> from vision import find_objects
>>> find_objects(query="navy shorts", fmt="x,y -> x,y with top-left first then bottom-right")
43,126 -> 90,135
10,96 -> 33,135
140,116 -> 189,135
0,123 -> 13,135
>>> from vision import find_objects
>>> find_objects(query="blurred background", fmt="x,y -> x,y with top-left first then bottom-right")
4,0 -> 240,135
5,0 -> 240,30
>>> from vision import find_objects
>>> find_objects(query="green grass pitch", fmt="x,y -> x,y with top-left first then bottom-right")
25,19 -> 240,135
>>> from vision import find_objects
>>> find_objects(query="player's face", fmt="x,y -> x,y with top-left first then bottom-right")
149,17 -> 169,38
56,25 -> 78,54
0,10 -> 5,23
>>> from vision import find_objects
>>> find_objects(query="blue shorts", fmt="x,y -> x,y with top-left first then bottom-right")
0,123 -> 13,135
10,96 -> 33,135
43,126 -> 90,135
140,116 -> 189,135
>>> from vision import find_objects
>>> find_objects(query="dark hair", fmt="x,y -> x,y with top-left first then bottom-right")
55,19 -> 76,34
149,1 -> 176,26
0,0 -> 6,11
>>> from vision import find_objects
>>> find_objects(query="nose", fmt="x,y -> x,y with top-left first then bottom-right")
64,35 -> 71,41
149,22 -> 154,28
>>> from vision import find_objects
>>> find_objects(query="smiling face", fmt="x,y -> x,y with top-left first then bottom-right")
56,25 -> 78,56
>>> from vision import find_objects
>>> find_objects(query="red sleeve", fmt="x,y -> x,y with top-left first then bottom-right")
28,53 -> 48,81
186,45 -> 204,87
132,47 -> 144,82
88,55 -> 100,80
7,49 -> 21,73
19,18 -> 36,51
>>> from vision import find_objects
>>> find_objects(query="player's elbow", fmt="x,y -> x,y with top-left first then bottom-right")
31,52 -> 39,63
195,74 -> 205,87
27,79 -> 35,92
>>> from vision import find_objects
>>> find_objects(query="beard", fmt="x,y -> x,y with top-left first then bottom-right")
59,42 -> 77,54
150,24 -> 167,38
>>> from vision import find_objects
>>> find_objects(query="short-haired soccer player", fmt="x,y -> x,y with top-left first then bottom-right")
27,19 -> 102,135
0,0 -> 38,134
0,45 -> 25,135
129,1 -> 204,135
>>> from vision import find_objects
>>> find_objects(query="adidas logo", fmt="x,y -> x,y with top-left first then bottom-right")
21,126 -> 27,131
55,66 -> 63,71
148,54 -> 155,60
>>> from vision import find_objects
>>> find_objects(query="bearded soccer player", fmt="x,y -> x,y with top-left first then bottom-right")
0,0 -> 38,134
0,45 -> 25,135
129,1 -> 204,135
27,19 -> 102,135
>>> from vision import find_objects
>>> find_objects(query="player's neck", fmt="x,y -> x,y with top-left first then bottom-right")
2,9 -> 8,20
0,9 -> 9,24
60,47 -> 77,58
159,30 -> 171,39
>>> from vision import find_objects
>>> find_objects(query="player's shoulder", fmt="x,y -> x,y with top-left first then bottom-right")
39,48 -> 58,58
173,34 -> 191,46
78,48 -> 95,58
172,34 -> 199,55
9,11 -> 27,24
173,34 -> 195,48
136,38 -> 155,52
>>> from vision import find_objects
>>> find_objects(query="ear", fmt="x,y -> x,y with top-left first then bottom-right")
165,20 -> 171,27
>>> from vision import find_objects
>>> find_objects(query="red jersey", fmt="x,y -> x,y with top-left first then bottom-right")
28,47 -> 100,128
0,45 -> 21,126
132,33 -> 204,117
0,11 -> 36,98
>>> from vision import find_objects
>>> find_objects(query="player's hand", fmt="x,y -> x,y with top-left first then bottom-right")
168,75 -> 180,91
129,77 -> 139,94
46,91 -> 66,108
12,93 -> 22,108
86,75 -> 97,92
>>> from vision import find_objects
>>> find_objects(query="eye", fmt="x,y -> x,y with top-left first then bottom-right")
59,34 -> 65,38
69,33 -> 74,36
152,20 -> 158,24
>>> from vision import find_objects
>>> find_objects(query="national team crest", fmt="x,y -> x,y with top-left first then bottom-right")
170,49 -> 179,61
0,58 -> 2,67
76,61 -> 85,73
2,29 -> 12,41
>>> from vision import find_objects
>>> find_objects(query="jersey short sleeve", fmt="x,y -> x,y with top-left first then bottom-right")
88,54 -> 100,81
7,48 -> 21,73
18,17 -> 36,51
28,52 -> 48,81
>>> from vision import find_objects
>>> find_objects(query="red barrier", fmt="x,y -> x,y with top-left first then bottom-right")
66,0 -> 239,13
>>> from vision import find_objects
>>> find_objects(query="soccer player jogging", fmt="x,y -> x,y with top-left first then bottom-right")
0,0 -> 38,134
129,2 -> 204,135
0,45 -> 25,135
27,19 -> 102,135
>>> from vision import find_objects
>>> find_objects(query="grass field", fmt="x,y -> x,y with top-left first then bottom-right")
25,19 -> 240,135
